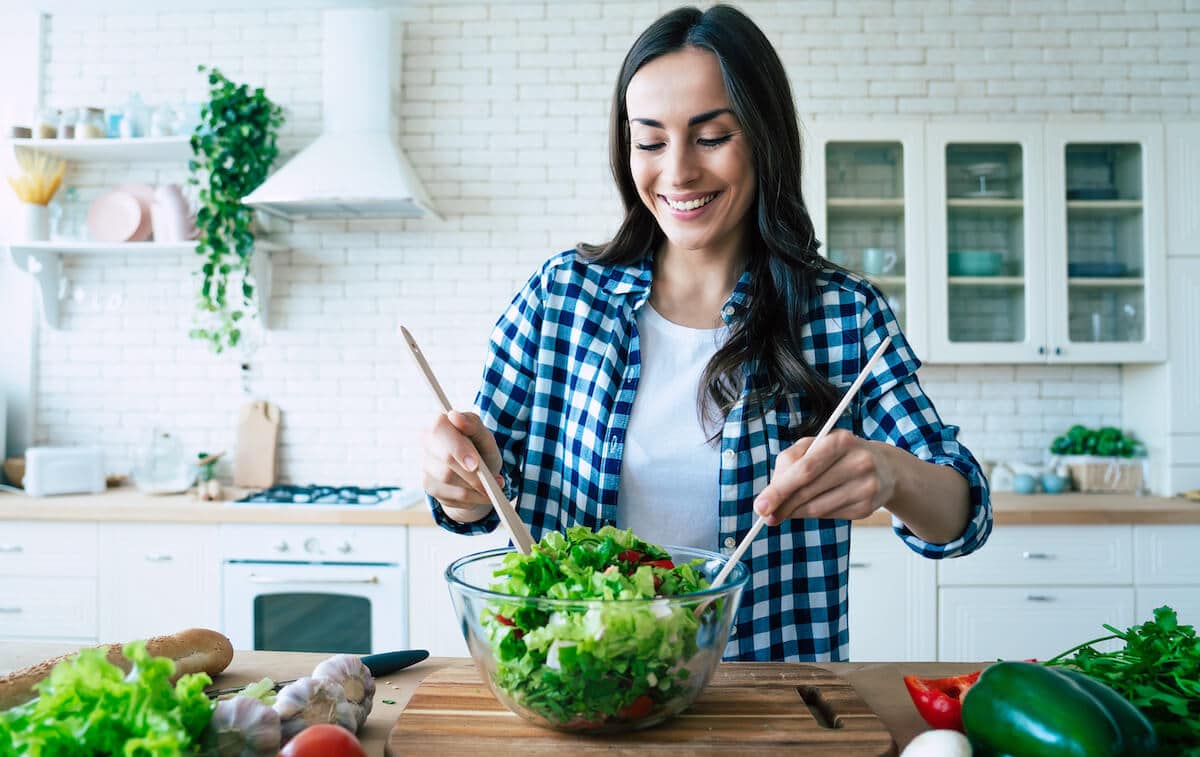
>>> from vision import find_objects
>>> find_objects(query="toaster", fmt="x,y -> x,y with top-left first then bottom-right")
23,446 -> 106,497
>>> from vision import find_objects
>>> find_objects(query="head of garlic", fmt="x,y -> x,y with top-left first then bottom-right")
272,676 -> 358,743
312,654 -> 376,727
204,696 -> 281,757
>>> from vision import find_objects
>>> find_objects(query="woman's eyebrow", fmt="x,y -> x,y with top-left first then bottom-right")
629,108 -> 734,128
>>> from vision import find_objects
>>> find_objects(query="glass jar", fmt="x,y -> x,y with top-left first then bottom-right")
57,107 -> 76,139
74,107 -> 105,139
56,186 -> 84,240
34,107 -> 58,139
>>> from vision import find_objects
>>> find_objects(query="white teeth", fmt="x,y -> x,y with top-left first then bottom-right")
665,193 -> 716,211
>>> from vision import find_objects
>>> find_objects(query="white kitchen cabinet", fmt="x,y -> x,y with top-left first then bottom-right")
1133,525 -> 1200,626
0,521 -> 98,643
803,121 -> 929,357
923,122 -> 1165,364
847,526 -> 936,662
98,523 -> 220,641
406,523 -> 510,657
938,586 -> 1134,662
938,525 -> 1135,661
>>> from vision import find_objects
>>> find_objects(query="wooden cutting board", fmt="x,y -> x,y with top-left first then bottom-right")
233,400 -> 280,489
387,660 -> 895,756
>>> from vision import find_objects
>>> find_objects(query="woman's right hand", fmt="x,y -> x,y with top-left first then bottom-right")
422,410 -> 505,523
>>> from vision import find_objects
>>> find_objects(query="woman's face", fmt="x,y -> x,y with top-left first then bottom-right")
626,46 -> 755,259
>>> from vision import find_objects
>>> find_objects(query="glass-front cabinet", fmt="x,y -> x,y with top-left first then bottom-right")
1044,124 -> 1166,363
926,123 -> 1048,362
803,122 -> 928,357
925,123 -> 1165,363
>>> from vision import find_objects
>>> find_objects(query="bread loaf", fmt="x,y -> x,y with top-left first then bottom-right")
0,627 -> 233,711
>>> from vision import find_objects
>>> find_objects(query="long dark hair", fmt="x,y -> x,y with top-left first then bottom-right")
578,4 -> 840,440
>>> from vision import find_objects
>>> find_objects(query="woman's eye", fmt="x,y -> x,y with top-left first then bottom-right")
698,135 -> 733,147
634,142 -> 665,152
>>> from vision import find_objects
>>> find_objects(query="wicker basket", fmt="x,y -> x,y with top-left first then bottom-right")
1061,456 -> 1143,494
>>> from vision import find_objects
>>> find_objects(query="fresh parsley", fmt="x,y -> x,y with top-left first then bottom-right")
1044,605 -> 1200,754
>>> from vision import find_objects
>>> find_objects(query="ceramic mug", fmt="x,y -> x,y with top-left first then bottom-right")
1013,472 -> 1039,495
862,248 -> 897,276
1041,473 -> 1070,495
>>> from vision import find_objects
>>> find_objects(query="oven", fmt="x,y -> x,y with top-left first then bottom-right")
221,485 -> 416,654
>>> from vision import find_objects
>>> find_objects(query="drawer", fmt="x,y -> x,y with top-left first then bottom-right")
937,525 -> 1132,586
939,586 -> 1134,662
0,576 -> 98,639
1133,525 -> 1200,584
0,521 -> 98,577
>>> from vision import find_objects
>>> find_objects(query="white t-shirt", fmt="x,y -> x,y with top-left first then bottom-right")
616,303 -> 728,551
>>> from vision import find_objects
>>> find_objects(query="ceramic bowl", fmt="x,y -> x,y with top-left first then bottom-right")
949,250 -> 1004,277
445,546 -> 748,733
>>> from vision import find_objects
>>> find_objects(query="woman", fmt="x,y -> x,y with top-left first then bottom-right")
423,5 -> 992,662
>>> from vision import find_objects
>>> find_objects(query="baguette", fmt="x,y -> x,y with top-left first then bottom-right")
0,627 -> 233,711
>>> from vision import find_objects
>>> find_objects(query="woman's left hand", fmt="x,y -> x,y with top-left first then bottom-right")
753,429 -> 896,525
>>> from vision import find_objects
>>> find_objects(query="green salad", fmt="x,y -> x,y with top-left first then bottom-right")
482,525 -> 713,727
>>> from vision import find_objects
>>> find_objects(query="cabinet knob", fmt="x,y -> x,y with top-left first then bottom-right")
1021,551 -> 1052,560
848,561 -> 870,569
1054,346 -> 1063,356
1037,345 -> 1046,355
1025,594 -> 1055,602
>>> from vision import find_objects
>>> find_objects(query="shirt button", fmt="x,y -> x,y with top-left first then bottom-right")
721,448 -> 736,465
723,536 -> 736,549
722,305 -> 735,317
730,625 -> 738,636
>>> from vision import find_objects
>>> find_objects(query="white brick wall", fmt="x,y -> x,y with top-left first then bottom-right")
30,0 -> 1196,486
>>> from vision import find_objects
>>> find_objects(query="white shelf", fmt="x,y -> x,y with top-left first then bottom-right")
7,239 -> 280,329
9,136 -> 193,162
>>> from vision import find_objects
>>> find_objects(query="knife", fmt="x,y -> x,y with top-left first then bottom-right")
205,649 -> 429,698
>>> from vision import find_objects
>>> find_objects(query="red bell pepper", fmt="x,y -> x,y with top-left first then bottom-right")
903,670 -> 982,732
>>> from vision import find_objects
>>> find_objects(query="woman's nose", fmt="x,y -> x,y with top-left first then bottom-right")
664,143 -> 701,186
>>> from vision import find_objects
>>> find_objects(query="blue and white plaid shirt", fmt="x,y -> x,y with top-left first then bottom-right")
430,249 -> 992,662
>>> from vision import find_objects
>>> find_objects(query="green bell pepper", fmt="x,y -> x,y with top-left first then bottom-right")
962,661 -> 1158,757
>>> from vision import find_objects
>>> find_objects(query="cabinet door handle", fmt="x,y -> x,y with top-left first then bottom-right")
1021,551 -> 1052,560
0,544 -> 22,554
0,606 -> 22,613
849,561 -> 870,569
144,554 -> 174,562
1025,594 -> 1055,602
248,574 -> 379,585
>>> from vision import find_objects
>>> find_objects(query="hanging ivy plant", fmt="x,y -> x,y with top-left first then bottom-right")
188,65 -> 284,353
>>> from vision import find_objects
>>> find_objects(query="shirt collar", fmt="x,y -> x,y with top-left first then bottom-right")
601,252 -> 753,324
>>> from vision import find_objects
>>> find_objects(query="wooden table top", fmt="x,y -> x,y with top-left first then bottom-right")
0,643 -> 984,755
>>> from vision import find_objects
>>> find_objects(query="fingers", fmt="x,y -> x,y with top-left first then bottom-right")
423,411 -> 504,510
755,430 -> 877,523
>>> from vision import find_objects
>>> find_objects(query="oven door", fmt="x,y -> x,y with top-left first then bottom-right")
223,560 -> 406,654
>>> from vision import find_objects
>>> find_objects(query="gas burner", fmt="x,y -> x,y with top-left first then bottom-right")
236,484 -> 407,506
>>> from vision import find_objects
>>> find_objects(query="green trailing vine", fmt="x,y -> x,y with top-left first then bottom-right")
188,65 -> 284,353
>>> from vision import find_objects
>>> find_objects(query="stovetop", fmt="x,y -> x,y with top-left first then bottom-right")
235,484 -> 412,506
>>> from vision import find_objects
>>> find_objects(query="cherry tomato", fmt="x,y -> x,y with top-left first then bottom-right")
617,694 -> 655,720
280,723 -> 366,757
644,559 -> 674,569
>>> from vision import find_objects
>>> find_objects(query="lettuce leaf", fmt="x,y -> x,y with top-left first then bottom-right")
0,640 -> 214,756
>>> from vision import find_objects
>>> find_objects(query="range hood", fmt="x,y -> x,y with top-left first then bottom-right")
243,8 -> 440,221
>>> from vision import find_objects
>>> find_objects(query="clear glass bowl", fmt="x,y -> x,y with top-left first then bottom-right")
445,545 -> 749,733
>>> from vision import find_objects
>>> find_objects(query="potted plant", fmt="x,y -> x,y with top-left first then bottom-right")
188,65 -> 284,354
1049,425 -> 1147,493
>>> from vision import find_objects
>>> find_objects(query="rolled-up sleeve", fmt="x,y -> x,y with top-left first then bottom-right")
428,262 -> 544,536
854,283 -> 993,559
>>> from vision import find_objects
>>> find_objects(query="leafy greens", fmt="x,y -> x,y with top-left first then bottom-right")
483,525 -> 714,727
0,641 -> 214,756
1045,605 -> 1200,754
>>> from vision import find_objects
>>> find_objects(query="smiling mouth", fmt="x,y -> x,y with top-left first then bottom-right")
661,192 -> 719,211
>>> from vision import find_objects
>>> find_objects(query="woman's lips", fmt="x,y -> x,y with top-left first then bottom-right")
660,191 -> 720,219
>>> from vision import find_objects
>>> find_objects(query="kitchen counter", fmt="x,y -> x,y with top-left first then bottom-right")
0,643 -> 982,754
1,487 -> 1197,525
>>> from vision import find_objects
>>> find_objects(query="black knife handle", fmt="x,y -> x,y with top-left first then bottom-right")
361,649 -> 429,677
